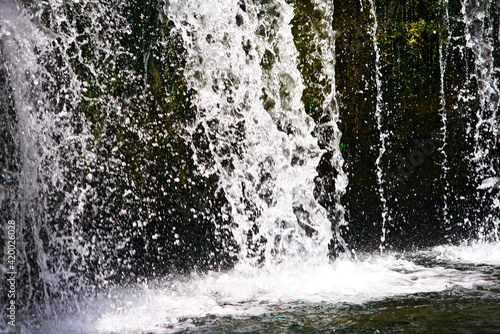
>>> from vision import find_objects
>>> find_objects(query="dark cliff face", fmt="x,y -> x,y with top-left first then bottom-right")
332,0 -> 499,253
334,0 -> 447,252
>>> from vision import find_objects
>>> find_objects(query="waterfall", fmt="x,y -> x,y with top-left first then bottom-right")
0,0 -> 499,331
309,0 -> 350,257
2,0 -> 351,325
165,0 -> 344,266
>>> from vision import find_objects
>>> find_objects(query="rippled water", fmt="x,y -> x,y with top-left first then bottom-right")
31,242 -> 500,333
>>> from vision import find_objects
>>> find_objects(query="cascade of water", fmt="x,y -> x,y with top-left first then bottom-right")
368,0 -> 389,252
166,0 -> 341,266
309,0 -> 350,256
462,0 -> 499,241
2,1 -> 500,332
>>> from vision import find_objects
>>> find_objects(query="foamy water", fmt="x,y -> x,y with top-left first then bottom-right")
36,243 -> 497,334
432,241 -> 500,265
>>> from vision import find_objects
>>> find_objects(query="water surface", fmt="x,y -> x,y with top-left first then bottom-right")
35,242 -> 500,333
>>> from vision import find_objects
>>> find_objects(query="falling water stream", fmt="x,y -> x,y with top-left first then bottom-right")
0,0 -> 499,333
438,0 -> 451,237
463,0 -> 500,241
368,0 -> 389,253
166,0 -> 334,265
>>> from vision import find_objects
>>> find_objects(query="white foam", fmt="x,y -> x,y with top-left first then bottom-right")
477,176 -> 500,189
433,241 -> 500,265
39,252 -> 488,334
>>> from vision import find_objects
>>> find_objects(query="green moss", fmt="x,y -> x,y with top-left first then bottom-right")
378,18 -> 440,62
287,0 -> 328,122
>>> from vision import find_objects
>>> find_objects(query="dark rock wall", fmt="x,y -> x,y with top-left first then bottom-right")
334,0 -> 499,252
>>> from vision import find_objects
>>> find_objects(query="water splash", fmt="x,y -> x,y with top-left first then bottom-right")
1,0 -> 96,322
1,0 -> 61,315
0,1 -> 498,332
34,248 -> 492,334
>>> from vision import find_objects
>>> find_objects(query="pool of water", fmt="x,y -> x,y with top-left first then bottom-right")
32,242 -> 500,334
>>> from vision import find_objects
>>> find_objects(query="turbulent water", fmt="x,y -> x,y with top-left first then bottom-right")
0,0 -> 499,333
32,242 -> 500,333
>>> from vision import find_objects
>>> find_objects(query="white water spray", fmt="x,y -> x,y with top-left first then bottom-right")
310,0 -> 351,255
0,0 -> 92,318
166,0 -> 342,265
1,0 -> 58,313
1,1 -> 499,333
